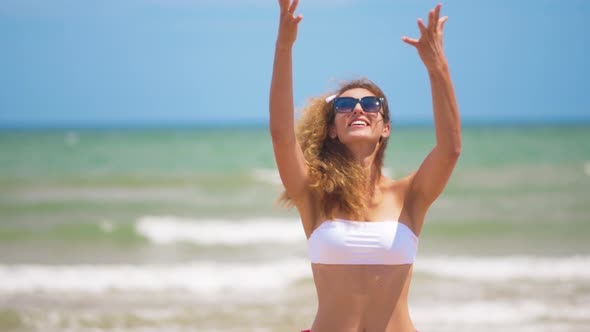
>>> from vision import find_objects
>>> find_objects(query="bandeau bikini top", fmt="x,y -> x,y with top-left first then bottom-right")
307,219 -> 419,265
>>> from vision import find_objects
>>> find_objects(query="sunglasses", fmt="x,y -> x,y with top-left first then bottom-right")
332,96 -> 385,114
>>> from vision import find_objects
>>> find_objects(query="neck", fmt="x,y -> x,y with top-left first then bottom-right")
346,142 -> 382,192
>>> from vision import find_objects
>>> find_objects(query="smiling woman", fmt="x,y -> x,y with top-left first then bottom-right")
278,79 -> 392,223
269,0 -> 461,331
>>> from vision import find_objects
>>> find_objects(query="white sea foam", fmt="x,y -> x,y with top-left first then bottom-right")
1,256 -> 589,295
413,300 -> 545,325
135,216 -> 304,245
413,300 -> 590,328
381,167 -> 394,178
99,219 -> 114,233
0,258 -> 311,295
415,255 -> 590,282
134,216 -> 590,282
16,304 -> 590,332
250,168 -> 282,186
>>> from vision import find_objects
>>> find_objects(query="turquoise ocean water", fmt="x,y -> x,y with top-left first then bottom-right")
0,125 -> 589,331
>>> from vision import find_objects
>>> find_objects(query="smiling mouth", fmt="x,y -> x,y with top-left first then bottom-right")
349,120 -> 369,127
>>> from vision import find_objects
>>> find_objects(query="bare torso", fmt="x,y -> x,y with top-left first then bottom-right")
301,176 -> 423,332
310,264 -> 416,332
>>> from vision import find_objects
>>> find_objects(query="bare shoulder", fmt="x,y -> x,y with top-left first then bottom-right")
381,172 -> 427,233
380,172 -> 416,199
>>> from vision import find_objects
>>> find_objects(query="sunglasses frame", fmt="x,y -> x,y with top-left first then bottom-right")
332,96 -> 385,114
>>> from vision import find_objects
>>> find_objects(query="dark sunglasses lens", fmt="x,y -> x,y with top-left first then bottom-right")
360,97 -> 382,113
333,97 -> 357,113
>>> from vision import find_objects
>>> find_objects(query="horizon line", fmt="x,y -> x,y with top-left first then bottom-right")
1,117 -> 589,131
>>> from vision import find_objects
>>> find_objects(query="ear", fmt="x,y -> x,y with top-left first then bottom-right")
328,124 -> 338,139
381,121 -> 391,139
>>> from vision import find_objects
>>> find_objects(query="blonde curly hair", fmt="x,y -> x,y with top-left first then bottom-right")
280,78 -> 391,220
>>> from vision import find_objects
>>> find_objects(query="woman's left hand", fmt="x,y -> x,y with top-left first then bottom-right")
402,3 -> 448,72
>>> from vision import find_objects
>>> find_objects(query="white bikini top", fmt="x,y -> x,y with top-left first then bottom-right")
308,219 -> 419,265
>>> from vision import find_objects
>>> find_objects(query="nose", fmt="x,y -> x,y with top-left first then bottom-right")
351,100 -> 365,115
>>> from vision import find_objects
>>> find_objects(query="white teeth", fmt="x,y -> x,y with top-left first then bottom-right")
351,120 -> 367,126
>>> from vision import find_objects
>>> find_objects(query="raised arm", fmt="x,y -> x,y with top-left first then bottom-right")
402,4 -> 462,219
269,0 -> 308,203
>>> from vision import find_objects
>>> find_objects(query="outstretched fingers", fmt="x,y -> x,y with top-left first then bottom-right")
293,14 -> 303,24
438,16 -> 448,32
288,0 -> 302,24
427,9 -> 435,32
417,18 -> 428,36
403,16 -> 427,47
428,4 -> 442,31
403,3 -> 446,48
288,0 -> 300,15
403,3 -> 448,69
434,4 -> 441,28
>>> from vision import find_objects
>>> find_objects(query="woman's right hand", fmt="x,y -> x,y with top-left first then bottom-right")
277,0 -> 303,48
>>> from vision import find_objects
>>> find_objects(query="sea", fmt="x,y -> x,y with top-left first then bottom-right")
0,125 -> 589,332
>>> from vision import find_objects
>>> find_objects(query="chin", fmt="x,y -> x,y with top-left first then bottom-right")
339,133 -> 379,145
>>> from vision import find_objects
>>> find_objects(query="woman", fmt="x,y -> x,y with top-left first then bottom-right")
269,1 -> 461,331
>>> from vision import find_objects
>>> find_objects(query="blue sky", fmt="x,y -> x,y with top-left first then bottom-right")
0,0 -> 588,127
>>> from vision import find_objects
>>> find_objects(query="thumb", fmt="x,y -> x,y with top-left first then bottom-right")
402,36 -> 419,47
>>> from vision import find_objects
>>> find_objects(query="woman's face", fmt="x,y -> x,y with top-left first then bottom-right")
329,88 -> 390,146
